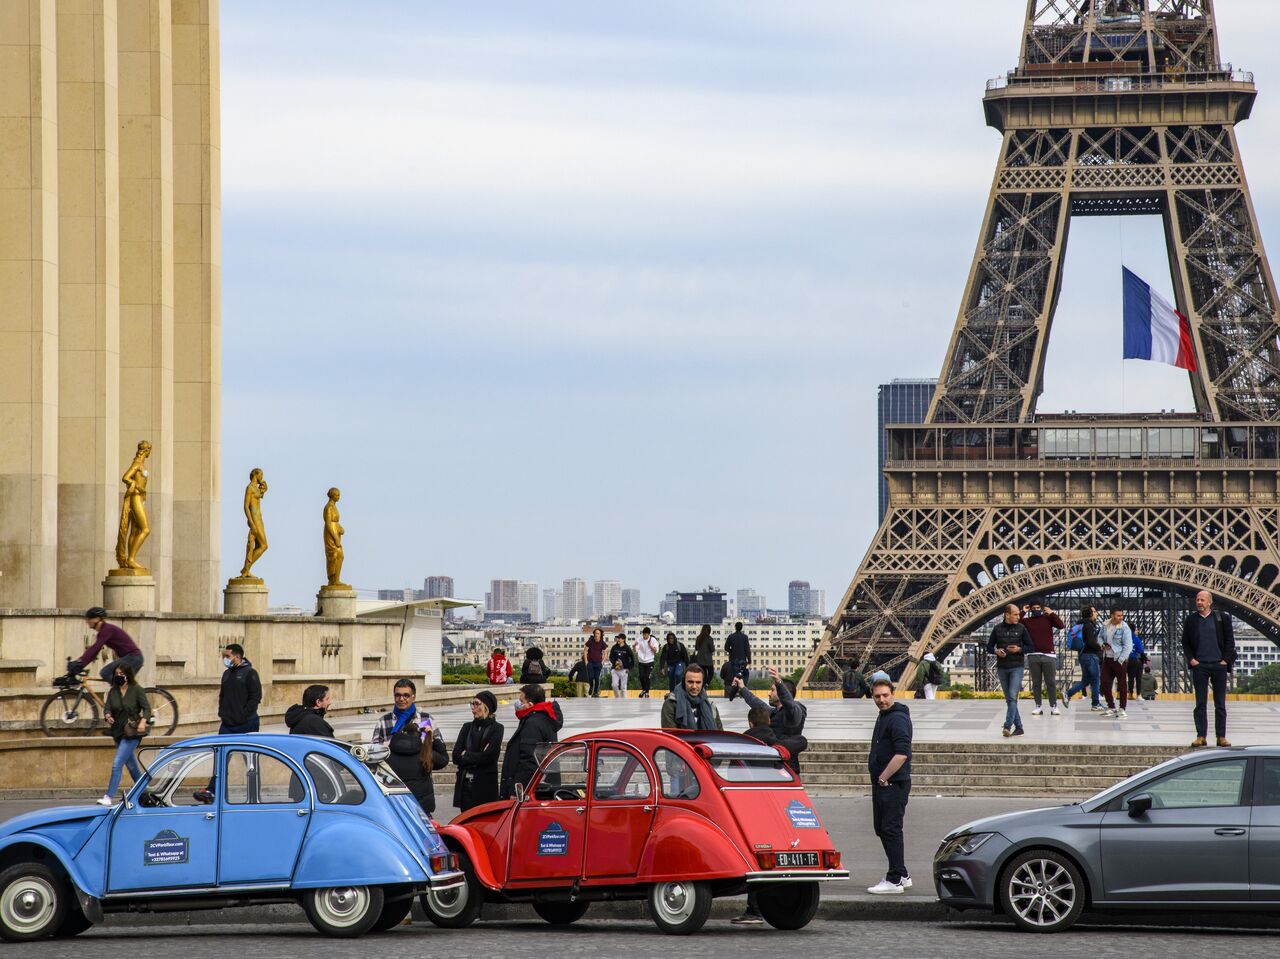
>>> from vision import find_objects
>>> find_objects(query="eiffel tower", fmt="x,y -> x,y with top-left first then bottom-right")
801,0 -> 1280,688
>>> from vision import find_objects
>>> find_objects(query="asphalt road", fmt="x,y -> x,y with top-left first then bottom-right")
16,919 -> 1280,957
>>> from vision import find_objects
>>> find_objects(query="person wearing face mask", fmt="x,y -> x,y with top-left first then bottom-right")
98,663 -> 152,805
217,643 -> 262,734
286,684 -> 335,737
500,684 -> 564,799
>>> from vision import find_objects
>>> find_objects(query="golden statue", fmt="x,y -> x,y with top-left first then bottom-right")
114,441 -> 152,574
322,487 -> 348,589
238,468 -> 269,579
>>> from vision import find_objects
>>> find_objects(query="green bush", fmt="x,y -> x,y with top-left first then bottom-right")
947,683 -> 977,700
1240,663 -> 1280,694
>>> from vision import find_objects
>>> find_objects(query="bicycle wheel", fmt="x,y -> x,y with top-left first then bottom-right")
39,690 -> 99,736
145,687 -> 179,736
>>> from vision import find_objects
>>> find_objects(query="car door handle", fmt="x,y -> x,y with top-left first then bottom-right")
297,809 -> 308,817
204,812 -> 216,820
643,805 -> 654,812
575,806 -> 585,814
1214,828 -> 1246,836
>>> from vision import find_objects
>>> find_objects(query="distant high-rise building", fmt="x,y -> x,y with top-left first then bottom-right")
659,591 -> 679,618
517,582 -> 539,619
489,579 -> 520,612
808,589 -> 826,617
621,588 -> 642,616
562,578 -> 588,621
737,589 -> 766,618
377,588 -> 414,602
676,587 -> 728,626
593,580 -> 623,618
788,580 -> 811,617
424,575 -> 454,599
877,378 -> 937,522
542,588 -> 561,621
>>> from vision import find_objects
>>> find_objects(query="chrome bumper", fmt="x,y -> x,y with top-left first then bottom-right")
743,869 -> 850,884
427,869 -> 466,890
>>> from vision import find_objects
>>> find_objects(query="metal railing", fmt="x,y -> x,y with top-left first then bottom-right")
987,67 -> 1253,93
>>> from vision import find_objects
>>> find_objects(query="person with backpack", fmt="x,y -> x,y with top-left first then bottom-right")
1063,605 -> 1104,711
519,646 -> 552,684
608,632 -> 634,699
659,631 -> 689,690
918,652 -> 944,699
842,662 -> 870,699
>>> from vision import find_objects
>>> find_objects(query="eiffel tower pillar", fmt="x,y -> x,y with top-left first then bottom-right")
803,1 -> 1280,689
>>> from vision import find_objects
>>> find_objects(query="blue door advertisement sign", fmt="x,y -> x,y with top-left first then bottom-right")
144,829 -> 189,865
786,800 -> 820,829
538,821 -> 569,856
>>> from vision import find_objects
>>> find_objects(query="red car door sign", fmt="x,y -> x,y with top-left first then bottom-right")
538,822 -> 570,856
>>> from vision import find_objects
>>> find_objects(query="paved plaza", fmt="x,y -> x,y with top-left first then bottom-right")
310,694 -> 1280,747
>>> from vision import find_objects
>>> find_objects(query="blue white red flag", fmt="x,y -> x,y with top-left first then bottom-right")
1122,267 -> 1197,371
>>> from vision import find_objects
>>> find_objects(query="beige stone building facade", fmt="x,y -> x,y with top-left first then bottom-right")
1,0 -> 220,613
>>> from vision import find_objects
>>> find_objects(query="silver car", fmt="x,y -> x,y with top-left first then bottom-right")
934,746 -> 1280,932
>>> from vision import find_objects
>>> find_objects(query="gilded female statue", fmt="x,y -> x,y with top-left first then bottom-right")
114,441 -> 152,572
323,487 -> 347,588
239,468 -> 269,578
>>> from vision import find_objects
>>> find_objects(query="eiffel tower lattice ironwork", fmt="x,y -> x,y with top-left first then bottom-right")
801,0 -> 1280,689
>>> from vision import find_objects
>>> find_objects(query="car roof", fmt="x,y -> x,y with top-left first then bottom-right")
154,732 -> 354,762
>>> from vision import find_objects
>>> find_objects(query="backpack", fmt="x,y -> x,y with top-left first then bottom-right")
1067,623 -> 1084,653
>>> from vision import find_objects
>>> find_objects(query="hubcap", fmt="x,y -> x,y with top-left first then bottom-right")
429,881 -> 466,918
2,877 -> 57,934
1009,859 -> 1075,927
315,886 -> 369,927
653,881 -> 693,923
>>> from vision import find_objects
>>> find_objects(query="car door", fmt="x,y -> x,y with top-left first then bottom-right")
1099,757 -> 1251,902
219,748 -> 312,885
107,747 -> 220,893
507,744 -> 589,883
585,745 -> 656,879
1250,757 -> 1280,900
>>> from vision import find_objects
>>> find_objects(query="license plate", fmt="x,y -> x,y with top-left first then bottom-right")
774,852 -> 820,868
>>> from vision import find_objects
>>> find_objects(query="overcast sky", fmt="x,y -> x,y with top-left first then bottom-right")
219,1 -> 1280,612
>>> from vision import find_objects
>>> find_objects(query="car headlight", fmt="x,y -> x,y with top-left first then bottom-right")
952,833 -> 994,855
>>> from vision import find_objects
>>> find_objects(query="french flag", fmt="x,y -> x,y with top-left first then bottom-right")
1122,267 -> 1197,372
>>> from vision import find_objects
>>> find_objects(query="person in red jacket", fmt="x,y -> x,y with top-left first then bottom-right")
1021,598 -> 1065,716
486,648 -> 513,685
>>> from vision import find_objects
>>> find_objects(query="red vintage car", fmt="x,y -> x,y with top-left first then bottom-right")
420,729 -> 848,934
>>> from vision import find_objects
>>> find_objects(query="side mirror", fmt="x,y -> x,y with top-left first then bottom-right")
1126,793 -> 1153,819
513,781 -> 526,803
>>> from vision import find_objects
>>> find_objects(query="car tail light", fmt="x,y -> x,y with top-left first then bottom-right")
756,851 -> 776,870
823,850 -> 842,870
430,853 -> 457,873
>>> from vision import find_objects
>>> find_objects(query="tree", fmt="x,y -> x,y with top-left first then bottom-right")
1241,663 -> 1280,695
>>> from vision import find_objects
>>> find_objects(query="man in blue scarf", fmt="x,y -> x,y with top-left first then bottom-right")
373,678 -> 420,743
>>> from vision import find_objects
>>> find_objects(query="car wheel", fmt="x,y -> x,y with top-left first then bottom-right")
532,899 -> 590,925
648,880 -> 712,935
0,864 -> 68,942
302,885 -> 384,938
999,850 -> 1085,933
419,851 -> 483,929
755,882 -> 820,930
369,887 -> 414,933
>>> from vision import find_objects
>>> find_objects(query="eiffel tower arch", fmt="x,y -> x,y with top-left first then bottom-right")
801,1 -> 1280,687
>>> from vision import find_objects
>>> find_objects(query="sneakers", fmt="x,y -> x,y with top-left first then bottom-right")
900,875 -> 913,889
1191,736 -> 1208,747
867,879 -> 906,895
1061,696 -> 1070,710
1090,704 -> 1105,712
1050,706 -> 1061,716
1010,727 -> 1025,737
1117,709 -> 1127,719
96,795 -> 113,806
1001,726 -> 1011,738
1031,707 -> 1043,716
1101,708 -> 1114,717
731,912 -> 766,925
1217,737 -> 1232,747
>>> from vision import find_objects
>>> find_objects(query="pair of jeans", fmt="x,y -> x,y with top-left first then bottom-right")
611,669 -> 628,697
871,780 -> 911,883
637,662 -> 653,694
587,662 -> 603,695
666,663 -> 684,690
1026,655 -> 1058,707
997,666 -> 1024,731
100,652 -> 144,684
1067,653 -> 1101,707
1191,663 -> 1229,738
1101,657 -> 1128,709
218,717 -> 260,735
106,737 -> 142,796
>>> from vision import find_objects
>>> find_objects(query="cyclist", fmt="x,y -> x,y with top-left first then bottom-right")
73,607 -> 144,683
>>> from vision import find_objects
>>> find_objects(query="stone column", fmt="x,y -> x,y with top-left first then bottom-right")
56,0 -> 122,610
170,0 -> 220,613
0,0 -> 59,609
116,0 -> 174,608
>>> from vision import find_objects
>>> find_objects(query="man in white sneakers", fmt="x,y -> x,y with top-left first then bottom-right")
1098,606 -> 1135,719
867,676 -> 913,895
634,626 -> 659,698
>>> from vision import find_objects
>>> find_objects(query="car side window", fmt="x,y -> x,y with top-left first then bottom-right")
138,749 -> 217,808
1140,759 -> 1248,810
533,745 -> 589,801
304,753 -> 366,805
654,747 -> 700,801
227,751 -> 305,805
1259,759 -> 1280,805
594,747 -> 651,800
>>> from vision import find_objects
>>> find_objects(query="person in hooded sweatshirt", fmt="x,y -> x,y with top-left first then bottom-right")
286,684 -> 335,737
453,690 -> 504,811
660,664 -> 723,731
500,684 -> 564,799
519,646 -> 553,684
388,718 -> 449,816
866,675 -> 913,895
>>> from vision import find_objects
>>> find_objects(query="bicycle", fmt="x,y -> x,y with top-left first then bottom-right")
40,662 -> 179,737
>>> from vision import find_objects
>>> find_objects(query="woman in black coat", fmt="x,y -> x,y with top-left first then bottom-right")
452,690 -> 504,811
500,684 -> 564,799
387,720 -> 449,816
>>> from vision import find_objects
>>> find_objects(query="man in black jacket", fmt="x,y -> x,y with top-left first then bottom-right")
1181,590 -> 1237,748
733,667 -> 807,773
724,622 -> 751,702
218,643 -> 262,734
867,676 -> 912,895
987,605 -> 1030,737
285,685 -> 334,737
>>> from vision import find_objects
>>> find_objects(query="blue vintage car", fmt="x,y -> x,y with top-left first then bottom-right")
0,733 -> 463,940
